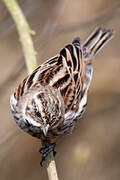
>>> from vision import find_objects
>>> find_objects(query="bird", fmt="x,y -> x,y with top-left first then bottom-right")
10,27 -> 113,165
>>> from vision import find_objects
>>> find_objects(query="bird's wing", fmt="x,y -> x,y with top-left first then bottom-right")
15,39 -> 85,114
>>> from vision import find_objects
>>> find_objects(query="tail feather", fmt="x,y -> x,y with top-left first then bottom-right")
83,27 -> 113,59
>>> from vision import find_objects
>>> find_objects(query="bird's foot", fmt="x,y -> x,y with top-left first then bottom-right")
39,143 -> 56,166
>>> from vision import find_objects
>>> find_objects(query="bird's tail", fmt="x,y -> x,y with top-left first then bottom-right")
83,27 -> 113,60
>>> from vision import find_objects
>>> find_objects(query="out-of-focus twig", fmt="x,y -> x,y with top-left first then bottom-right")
56,4 -> 120,34
0,60 -> 25,96
36,0 -> 69,51
0,0 -> 69,98
2,0 -> 37,74
41,0 -> 69,37
0,0 -> 39,40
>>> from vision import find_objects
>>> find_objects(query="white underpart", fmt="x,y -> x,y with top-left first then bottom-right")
74,92 -> 87,118
84,65 -> 93,92
75,63 -> 93,118
10,94 -> 20,120
64,110 -> 74,120
10,94 -> 17,111
64,110 -> 75,125
10,94 -> 22,127
77,64 -> 93,117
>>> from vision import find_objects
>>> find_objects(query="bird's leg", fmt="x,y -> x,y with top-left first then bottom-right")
39,142 -> 56,166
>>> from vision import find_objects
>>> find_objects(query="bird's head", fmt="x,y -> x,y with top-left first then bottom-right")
17,86 -> 64,136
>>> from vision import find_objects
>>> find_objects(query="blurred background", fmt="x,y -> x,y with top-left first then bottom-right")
0,0 -> 120,179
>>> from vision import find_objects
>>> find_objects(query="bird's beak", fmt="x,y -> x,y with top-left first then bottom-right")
42,124 -> 49,136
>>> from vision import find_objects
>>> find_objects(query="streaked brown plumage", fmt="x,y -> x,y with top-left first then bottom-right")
10,27 -> 113,164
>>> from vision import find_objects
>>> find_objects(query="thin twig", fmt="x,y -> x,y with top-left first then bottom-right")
42,141 -> 59,180
46,151 -> 59,180
56,3 -> 120,34
2,0 -> 37,74
2,0 -> 59,179
0,0 -> 40,40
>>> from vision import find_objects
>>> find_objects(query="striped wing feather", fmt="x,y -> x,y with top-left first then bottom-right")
16,40 -> 84,113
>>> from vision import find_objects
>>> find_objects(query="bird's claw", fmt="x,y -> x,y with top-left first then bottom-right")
39,143 -> 56,166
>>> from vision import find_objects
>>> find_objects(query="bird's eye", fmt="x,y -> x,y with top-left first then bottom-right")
36,111 -> 41,118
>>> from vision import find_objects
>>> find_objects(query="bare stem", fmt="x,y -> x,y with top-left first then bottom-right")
41,141 -> 59,180
2,0 -> 59,179
2,0 -> 37,74
46,151 -> 59,180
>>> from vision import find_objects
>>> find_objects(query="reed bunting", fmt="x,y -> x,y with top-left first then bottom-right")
10,27 -> 113,165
